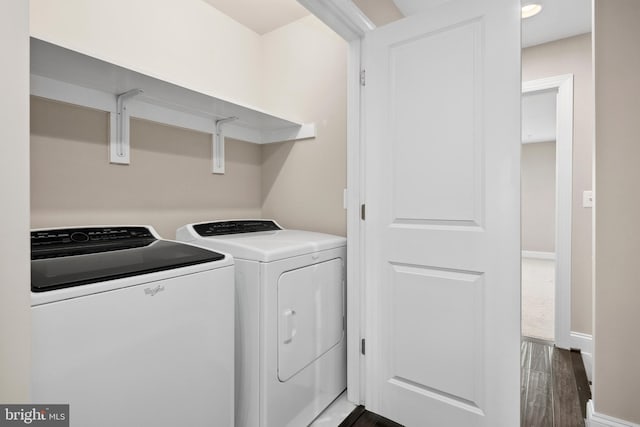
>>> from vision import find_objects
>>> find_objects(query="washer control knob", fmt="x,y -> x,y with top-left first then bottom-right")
70,232 -> 89,243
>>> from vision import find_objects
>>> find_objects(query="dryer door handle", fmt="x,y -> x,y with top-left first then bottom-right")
282,309 -> 296,344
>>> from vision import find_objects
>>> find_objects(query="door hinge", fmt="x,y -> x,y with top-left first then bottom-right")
360,69 -> 366,86
361,204 -> 366,220
361,338 -> 366,355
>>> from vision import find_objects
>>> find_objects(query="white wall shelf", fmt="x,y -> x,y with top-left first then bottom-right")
30,38 -> 316,173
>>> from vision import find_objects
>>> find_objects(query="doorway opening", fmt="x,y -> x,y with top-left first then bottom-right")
521,89 -> 557,341
521,75 -> 574,348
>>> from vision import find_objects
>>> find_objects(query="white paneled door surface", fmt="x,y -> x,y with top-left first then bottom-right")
363,1 -> 521,426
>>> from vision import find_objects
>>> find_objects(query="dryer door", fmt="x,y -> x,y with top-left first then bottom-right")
277,258 -> 344,382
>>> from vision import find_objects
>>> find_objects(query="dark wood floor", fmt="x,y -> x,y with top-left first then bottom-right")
521,338 -> 591,427
339,339 -> 591,427
338,405 -> 403,427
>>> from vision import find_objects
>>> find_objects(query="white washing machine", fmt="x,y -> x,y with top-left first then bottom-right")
30,226 -> 235,427
176,220 -> 346,427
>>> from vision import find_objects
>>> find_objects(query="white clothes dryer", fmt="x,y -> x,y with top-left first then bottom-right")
176,220 -> 346,427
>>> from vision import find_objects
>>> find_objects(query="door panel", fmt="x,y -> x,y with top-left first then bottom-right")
391,265 -> 483,405
363,1 -> 521,425
391,20 -> 482,223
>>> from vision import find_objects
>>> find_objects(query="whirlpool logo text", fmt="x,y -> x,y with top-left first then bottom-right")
144,284 -> 165,296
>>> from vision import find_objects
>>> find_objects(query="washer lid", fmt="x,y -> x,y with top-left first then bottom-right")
31,226 -> 225,292
178,220 -> 346,262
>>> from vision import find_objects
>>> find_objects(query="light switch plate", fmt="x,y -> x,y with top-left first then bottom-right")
583,190 -> 594,208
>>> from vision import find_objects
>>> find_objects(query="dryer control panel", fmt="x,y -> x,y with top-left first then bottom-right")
193,220 -> 281,237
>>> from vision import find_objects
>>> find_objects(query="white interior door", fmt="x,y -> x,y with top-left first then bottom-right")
363,1 -> 521,425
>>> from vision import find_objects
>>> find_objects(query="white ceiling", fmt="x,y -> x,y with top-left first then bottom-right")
201,0 -> 591,47
392,0 -> 592,48
202,0 -> 310,35
198,1 -> 573,143
522,90 -> 557,143
520,0 -> 592,47
197,1 -> 571,145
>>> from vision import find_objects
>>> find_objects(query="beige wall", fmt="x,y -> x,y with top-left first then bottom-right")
521,142 -> 556,253
352,0 -> 403,27
0,0 -> 31,401
594,1 -> 640,423
522,33 -> 593,335
30,0 -> 263,108
30,2 -> 348,238
260,16 -> 348,236
31,98 -> 262,238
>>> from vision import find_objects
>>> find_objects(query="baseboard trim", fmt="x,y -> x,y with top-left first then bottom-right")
522,250 -> 556,260
570,332 -> 593,381
588,400 -> 640,427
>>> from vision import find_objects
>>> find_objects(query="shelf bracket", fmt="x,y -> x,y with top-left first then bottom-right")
212,116 -> 238,174
111,88 -> 143,165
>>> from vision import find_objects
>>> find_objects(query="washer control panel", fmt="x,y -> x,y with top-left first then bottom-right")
193,220 -> 281,237
31,227 -> 155,249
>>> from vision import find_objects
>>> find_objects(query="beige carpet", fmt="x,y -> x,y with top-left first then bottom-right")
521,258 -> 555,341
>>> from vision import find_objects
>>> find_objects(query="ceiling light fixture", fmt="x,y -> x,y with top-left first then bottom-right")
521,3 -> 543,19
